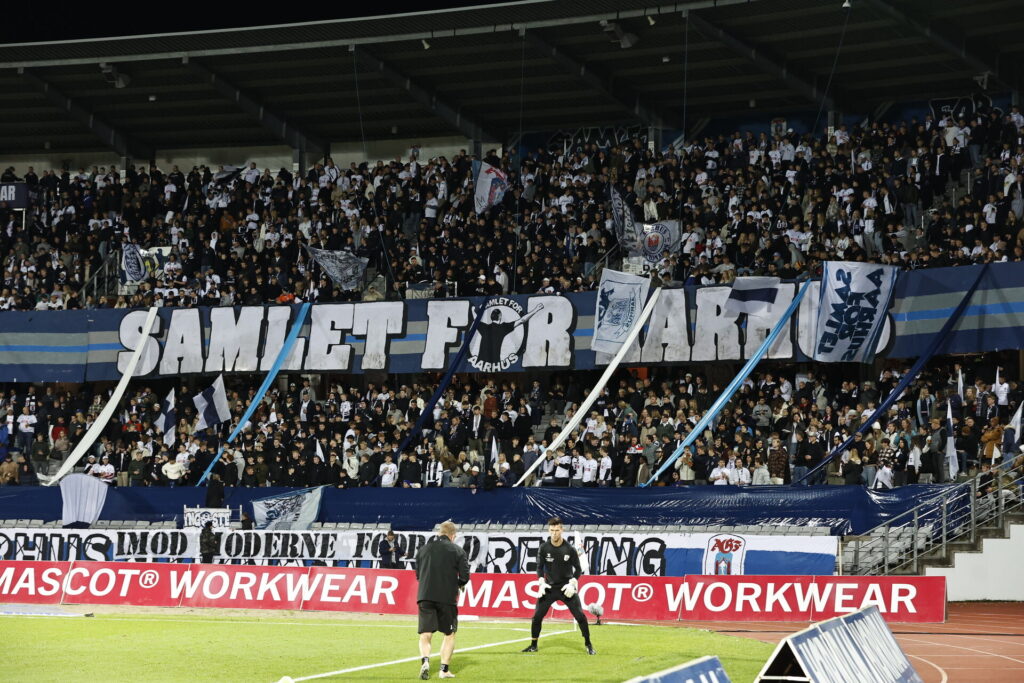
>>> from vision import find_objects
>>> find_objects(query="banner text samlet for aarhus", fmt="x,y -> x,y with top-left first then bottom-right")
1,263 -> 1022,382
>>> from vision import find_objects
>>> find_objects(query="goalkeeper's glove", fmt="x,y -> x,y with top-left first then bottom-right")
538,578 -> 552,595
562,577 -> 578,599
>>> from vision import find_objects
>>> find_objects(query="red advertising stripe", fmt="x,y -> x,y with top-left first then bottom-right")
810,576 -> 947,623
678,575 -> 816,622
301,566 -> 414,614
0,561 -> 68,605
458,574 -> 684,621
678,575 -> 947,624
61,561 -> 183,608
0,562 -> 946,624
177,565 -> 313,611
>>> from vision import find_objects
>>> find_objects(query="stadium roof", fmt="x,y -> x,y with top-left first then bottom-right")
1,0 -> 1021,157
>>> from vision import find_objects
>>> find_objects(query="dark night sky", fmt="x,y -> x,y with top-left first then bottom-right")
1,1 -> 525,44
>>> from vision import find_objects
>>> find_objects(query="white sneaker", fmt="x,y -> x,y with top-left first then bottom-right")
439,671 -> 455,679
419,662 -> 429,680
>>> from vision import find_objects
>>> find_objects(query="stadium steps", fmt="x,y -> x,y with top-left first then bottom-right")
889,512 -> 1024,574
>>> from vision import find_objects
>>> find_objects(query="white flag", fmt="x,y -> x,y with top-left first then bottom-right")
592,269 -> 651,354
194,374 -> 232,432
491,436 -> 499,466
251,486 -> 325,530
315,438 -> 325,461
725,276 -> 782,315
472,160 -> 508,214
946,400 -> 959,479
957,368 -> 964,399
154,389 -> 176,448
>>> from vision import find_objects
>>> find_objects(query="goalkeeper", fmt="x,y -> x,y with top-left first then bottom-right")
522,516 -> 595,655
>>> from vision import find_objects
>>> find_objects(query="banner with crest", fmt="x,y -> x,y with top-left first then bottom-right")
591,269 -> 651,354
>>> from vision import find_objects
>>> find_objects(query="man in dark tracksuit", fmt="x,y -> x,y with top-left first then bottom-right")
522,516 -> 595,655
415,520 -> 470,680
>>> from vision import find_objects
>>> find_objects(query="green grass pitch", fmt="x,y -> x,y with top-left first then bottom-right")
4,611 -> 775,682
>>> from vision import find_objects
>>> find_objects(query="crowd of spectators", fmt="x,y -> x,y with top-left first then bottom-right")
2,104 -> 1024,312
0,355 -> 1020,492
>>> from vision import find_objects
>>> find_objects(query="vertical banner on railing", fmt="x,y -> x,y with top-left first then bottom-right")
513,288 -> 662,487
812,262 -> 898,364
644,280 -> 811,486
196,303 -> 311,485
45,307 -> 160,485
798,265 -> 989,484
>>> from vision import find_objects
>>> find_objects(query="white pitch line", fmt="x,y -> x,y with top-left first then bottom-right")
900,636 -> 1024,665
288,629 -> 575,682
0,614 -> 529,631
908,655 -> 948,683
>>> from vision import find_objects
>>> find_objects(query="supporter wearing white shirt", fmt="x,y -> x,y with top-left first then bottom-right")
581,454 -> 598,486
93,455 -> 116,484
162,459 -> 185,486
994,368 -> 1010,406
728,464 -> 751,486
243,163 -> 260,185
379,456 -> 399,487
598,451 -> 613,485
709,459 -> 731,485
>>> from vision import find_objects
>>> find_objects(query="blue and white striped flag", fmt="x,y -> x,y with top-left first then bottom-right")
252,486 -> 325,530
154,389 -> 176,448
725,276 -> 781,315
193,374 -> 231,432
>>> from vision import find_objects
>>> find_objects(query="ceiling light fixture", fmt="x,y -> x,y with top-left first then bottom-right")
421,39 -> 431,50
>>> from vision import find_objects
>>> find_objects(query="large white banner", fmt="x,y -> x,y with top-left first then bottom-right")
813,262 -> 899,363
591,269 -> 651,354
0,528 -> 835,575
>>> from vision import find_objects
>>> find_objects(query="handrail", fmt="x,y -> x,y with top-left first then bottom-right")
841,457 -> 1024,576
78,248 -> 121,305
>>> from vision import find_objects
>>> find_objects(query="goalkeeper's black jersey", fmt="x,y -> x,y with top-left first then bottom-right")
537,539 -> 582,586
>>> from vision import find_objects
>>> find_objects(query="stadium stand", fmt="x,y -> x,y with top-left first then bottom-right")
0,0 -> 1022,503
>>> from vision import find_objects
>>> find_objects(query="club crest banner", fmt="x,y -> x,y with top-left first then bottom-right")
639,220 -> 682,263
814,262 -> 899,363
120,244 -> 166,284
592,269 -> 651,354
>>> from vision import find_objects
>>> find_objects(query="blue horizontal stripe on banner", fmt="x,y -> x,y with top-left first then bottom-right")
893,300 -> 1024,322
662,547 -> 833,577
663,548 -> 703,577
729,288 -> 778,303
743,550 -> 835,576
0,343 -> 122,353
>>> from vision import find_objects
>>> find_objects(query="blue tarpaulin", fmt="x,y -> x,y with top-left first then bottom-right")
0,485 -> 956,535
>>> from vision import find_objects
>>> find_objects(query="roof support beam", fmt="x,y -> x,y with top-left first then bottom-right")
522,30 -> 673,129
185,59 -> 327,156
862,0 -> 1017,92
351,46 -> 499,143
19,68 -> 152,159
686,11 -> 837,111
